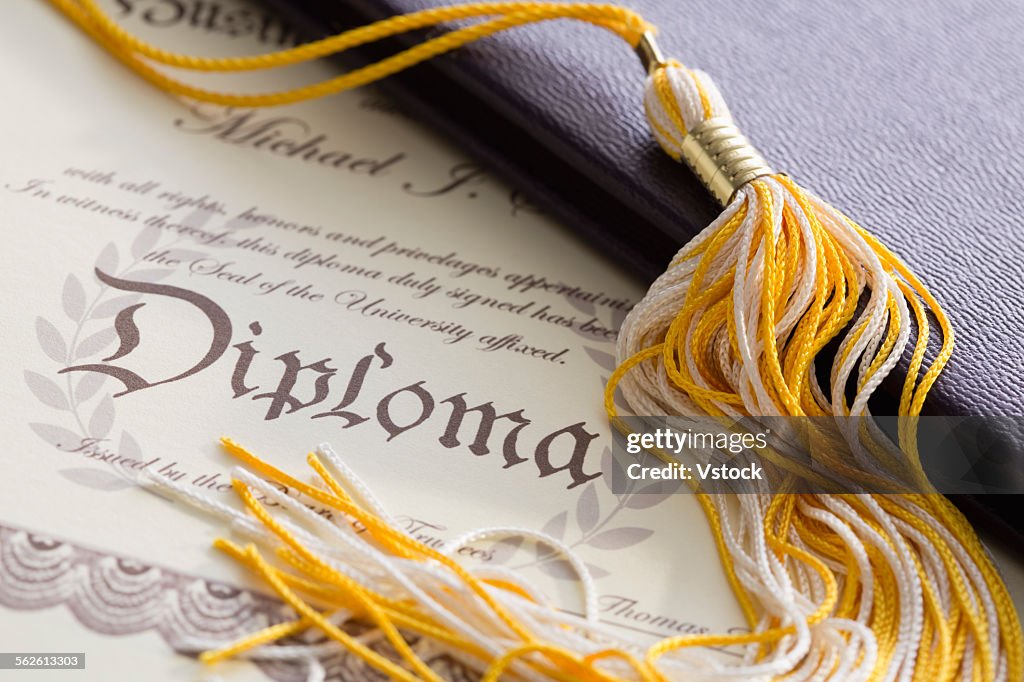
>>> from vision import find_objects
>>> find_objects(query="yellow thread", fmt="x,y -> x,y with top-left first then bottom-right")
232,482 -> 446,681
75,0 -> 646,71
653,61 -> 691,137
47,0 -> 652,107
240,543 -> 430,682
688,69 -> 714,120
221,440 -> 543,644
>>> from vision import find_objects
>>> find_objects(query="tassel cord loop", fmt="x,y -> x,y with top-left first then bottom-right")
47,0 -> 652,107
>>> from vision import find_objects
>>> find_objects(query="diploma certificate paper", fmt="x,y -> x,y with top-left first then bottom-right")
0,2 -> 745,680
2,2 -> 1021,681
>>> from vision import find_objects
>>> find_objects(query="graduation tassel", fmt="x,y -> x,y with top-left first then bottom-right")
609,45 -> 1024,680
48,1 -> 1023,679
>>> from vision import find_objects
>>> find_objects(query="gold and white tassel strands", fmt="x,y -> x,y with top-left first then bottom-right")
47,1 -> 1024,680
609,33 -> 1022,682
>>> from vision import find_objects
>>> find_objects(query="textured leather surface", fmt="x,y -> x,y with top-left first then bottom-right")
269,0 -> 1024,418
263,0 -> 1024,532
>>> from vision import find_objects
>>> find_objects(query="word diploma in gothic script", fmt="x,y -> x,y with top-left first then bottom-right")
0,1 -> 746,676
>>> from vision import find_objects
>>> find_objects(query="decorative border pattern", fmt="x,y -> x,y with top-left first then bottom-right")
0,523 -> 475,681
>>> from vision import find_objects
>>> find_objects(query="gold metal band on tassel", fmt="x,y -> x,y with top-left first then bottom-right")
635,31 -> 667,74
680,118 -> 774,205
